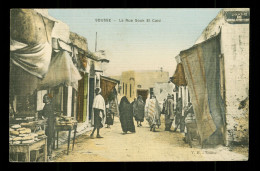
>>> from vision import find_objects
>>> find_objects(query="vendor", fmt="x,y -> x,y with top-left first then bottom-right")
42,94 -> 56,161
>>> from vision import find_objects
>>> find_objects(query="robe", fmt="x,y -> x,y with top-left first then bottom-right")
165,98 -> 175,128
91,94 -> 106,127
145,98 -> 161,127
133,96 -> 145,122
119,96 -> 135,133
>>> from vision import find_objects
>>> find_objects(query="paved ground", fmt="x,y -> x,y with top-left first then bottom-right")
53,116 -> 248,162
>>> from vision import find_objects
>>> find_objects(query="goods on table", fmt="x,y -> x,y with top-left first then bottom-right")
17,127 -> 26,131
9,128 -> 15,132
19,133 -> 30,137
22,140 -> 35,144
13,141 -> 21,145
10,131 -> 19,136
19,129 -> 31,134
37,130 -> 45,136
9,124 -> 46,145
13,137 -> 22,141
21,135 -> 34,141
11,124 -> 21,129
55,116 -> 77,129
20,121 -> 37,131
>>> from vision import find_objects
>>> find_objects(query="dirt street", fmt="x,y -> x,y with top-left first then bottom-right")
53,116 -> 248,162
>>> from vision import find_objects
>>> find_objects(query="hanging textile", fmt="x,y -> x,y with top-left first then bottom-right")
10,39 -> 52,79
180,34 -> 225,143
38,50 -> 82,90
100,77 -> 118,104
172,63 -> 187,86
51,21 -> 70,43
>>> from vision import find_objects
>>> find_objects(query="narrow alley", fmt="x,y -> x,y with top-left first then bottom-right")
53,116 -> 247,162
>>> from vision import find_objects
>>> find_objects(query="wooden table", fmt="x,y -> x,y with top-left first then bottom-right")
9,136 -> 47,162
53,122 -> 77,155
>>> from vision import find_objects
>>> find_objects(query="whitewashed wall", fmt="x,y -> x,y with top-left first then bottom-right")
221,23 -> 249,143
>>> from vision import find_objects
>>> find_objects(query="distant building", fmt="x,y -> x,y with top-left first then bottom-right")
116,70 -> 169,102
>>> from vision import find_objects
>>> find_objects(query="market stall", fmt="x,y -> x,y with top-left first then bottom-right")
9,124 -> 47,162
54,116 -> 78,155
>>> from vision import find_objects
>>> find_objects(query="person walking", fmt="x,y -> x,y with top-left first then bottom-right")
119,96 -> 136,134
164,94 -> 175,131
133,95 -> 145,127
145,94 -> 161,132
90,88 -> 106,138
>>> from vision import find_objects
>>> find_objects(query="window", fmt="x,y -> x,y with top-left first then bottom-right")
150,88 -> 154,95
130,84 -> 132,97
123,83 -> 124,94
125,84 -> 127,96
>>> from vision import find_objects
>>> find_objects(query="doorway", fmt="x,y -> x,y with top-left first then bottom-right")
137,89 -> 149,103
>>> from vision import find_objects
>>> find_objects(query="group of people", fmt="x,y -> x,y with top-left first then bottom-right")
118,93 -> 162,133
162,94 -> 194,133
40,87 -> 195,161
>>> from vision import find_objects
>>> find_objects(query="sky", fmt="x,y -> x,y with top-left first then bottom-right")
48,9 -> 222,77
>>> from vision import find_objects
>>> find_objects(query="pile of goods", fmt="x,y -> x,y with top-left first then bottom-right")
10,117 -> 35,125
20,121 -> 37,131
9,124 -> 46,145
55,116 -> 77,130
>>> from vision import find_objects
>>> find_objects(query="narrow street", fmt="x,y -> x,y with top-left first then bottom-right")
53,116 -> 248,162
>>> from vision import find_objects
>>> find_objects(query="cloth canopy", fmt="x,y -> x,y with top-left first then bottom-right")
172,63 -> 187,86
51,20 -> 70,43
10,39 -> 52,79
38,50 -> 82,90
180,34 -> 225,142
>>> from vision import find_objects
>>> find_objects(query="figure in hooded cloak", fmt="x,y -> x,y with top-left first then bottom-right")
133,95 -> 145,127
119,96 -> 136,134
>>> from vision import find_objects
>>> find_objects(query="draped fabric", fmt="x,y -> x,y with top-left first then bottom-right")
38,51 -> 82,90
100,77 -> 117,104
172,63 -> 187,86
10,39 -> 52,79
145,98 -> 161,127
10,39 -> 52,96
180,34 -> 225,143
119,96 -> 136,133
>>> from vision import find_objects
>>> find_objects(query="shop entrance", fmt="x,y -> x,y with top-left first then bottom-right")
137,89 -> 149,103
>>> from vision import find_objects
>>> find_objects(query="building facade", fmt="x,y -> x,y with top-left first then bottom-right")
119,70 -> 169,102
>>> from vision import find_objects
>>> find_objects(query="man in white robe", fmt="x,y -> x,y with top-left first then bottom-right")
90,88 -> 106,138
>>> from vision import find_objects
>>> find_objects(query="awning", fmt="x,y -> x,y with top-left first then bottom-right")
38,50 -> 82,90
180,34 -> 225,142
171,63 -> 187,86
100,76 -> 119,103
10,39 -> 52,79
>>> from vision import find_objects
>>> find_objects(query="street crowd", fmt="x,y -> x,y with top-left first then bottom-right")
40,87 -> 196,161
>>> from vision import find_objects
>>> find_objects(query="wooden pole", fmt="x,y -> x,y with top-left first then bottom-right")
95,32 -> 97,52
